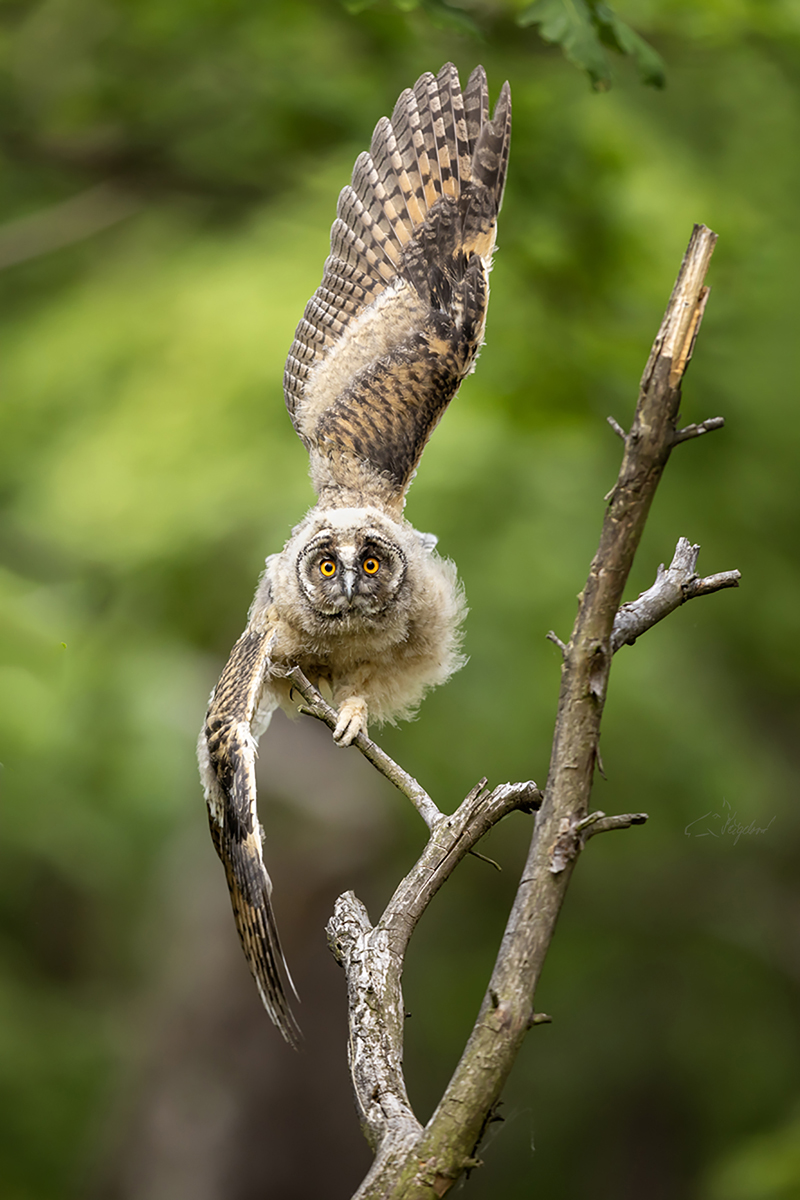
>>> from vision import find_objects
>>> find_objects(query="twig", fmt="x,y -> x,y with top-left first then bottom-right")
611,537 -> 741,652
672,416 -> 725,444
581,811 -> 649,841
684,571 -> 743,598
548,809 -> 648,873
286,666 -> 443,829
546,630 -> 568,656
607,415 -> 627,440
469,849 -> 502,870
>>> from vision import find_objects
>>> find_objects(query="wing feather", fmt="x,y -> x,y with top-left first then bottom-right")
283,63 -> 511,513
463,63 -> 490,151
199,627 -> 300,1047
335,186 -> 402,271
369,116 -> 423,233
387,88 -> 429,226
413,72 -> 449,206
351,149 -> 410,246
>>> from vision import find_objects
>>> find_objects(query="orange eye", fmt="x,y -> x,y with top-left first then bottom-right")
362,557 -> 380,576
319,559 -> 337,578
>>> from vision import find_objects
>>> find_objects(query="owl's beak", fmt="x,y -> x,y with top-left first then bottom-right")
342,568 -> 356,601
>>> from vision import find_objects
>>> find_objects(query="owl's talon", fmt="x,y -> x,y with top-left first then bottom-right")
333,698 -> 368,746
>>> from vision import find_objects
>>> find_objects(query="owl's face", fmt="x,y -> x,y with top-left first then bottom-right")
294,516 -> 407,620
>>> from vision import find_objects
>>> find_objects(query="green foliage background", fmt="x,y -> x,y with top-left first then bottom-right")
1,1 -> 799,1197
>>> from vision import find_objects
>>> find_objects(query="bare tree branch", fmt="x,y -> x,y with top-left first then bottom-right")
607,415 -> 627,440
549,809 -> 650,873
581,811 -> 649,841
672,415 -> 725,444
611,536 -> 741,651
328,777 -> 542,1169
321,225 -> 739,1199
546,629 -> 568,656
387,225 -> 727,1198
287,666 -> 443,830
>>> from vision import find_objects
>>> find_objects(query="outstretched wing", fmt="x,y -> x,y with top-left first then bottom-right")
284,63 -> 511,515
198,627 -> 300,1047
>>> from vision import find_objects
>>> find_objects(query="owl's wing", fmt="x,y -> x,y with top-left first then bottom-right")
284,63 -> 511,515
199,625 -> 300,1047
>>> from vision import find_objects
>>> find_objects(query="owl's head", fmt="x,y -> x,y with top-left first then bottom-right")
293,509 -> 409,619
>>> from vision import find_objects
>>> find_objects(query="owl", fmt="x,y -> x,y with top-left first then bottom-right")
198,63 -> 511,1044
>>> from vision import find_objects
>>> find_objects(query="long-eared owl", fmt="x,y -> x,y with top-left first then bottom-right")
198,64 -> 511,1044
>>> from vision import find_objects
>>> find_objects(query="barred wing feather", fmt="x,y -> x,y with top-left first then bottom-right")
283,63 -> 511,513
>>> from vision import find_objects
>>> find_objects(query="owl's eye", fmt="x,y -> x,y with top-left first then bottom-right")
362,557 -> 380,576
319,559 -> 337,578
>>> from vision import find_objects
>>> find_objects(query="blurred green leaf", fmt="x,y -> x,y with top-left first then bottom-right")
519,0 -> 613,88
519,0 -> 665,89
420,0 -> 482,36
591,2 -> 666,87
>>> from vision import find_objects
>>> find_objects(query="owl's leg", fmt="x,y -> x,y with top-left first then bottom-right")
333,695 -> 368,745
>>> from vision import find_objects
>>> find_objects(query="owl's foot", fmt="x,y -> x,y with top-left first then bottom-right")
333,697 -> 368,746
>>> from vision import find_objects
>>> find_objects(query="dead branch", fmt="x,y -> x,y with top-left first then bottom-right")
312,224 -> 738,1199
287,666 -> 443,829
580,811 -> 649,841
611,536 -> 741,651
672,415 -> 725,444
327,778 -> 542,1161
389,226 -> 729,1199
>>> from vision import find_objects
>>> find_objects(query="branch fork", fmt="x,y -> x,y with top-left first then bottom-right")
612,536 -> 740,652
323,770 -> 542,1174
549,536 -> 739,662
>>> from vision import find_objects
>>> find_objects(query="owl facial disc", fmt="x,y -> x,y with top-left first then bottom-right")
295,522 -> 407,619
